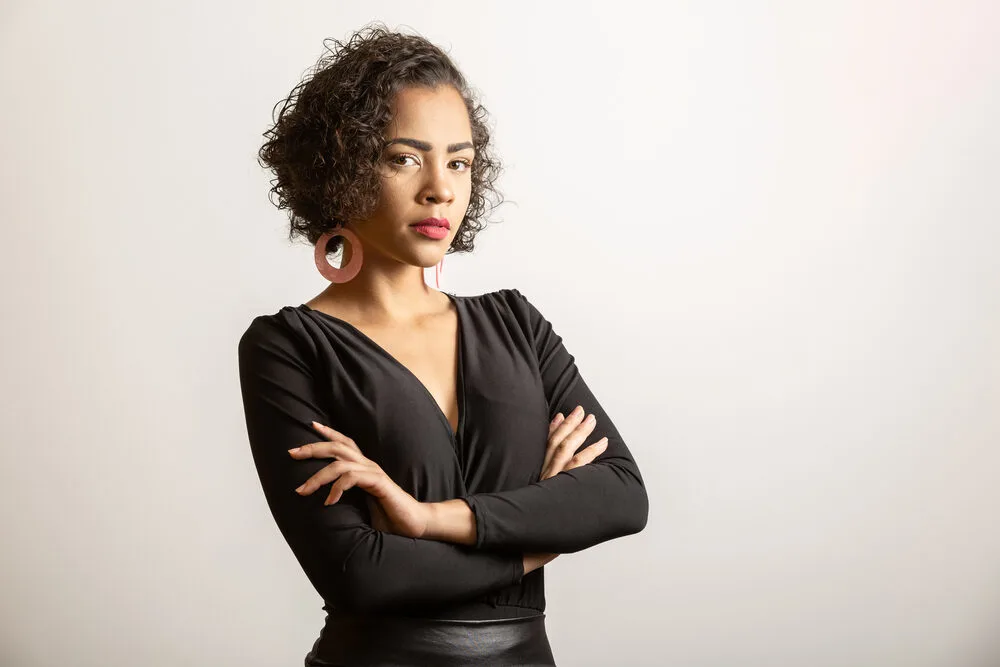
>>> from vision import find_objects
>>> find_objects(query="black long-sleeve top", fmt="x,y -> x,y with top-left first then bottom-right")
237,288 -> 648,621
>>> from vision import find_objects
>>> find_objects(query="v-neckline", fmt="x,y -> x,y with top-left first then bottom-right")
298,292 -> 465,443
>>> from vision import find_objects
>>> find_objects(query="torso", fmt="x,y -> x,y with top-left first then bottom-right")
304,292 -> 461,434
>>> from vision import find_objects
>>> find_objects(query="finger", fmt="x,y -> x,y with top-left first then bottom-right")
542,408 -> 594,475
310,421 -> 362,452
563,437 -> 609,472
295,460 -> 362,496
288,439 -> 357,460
548,413 -> 564,435
544,420 -> 597,480
542,407 -> 585,473
324,469 -> 382,506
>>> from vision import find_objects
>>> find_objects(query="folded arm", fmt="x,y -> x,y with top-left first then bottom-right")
459,289 -> 649,554
238,316 -> 523,614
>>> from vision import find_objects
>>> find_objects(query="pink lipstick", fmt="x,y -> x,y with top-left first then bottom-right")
410,217 -> 450,240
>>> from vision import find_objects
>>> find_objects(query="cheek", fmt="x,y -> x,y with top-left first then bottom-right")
458,177 -> 473,201
374,178 -> 409,210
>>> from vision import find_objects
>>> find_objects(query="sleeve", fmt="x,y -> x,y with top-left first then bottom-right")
237,315 -> 524,615
460,288 -> 649,554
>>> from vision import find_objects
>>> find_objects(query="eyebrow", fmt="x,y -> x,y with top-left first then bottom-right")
384,137 -> 475,153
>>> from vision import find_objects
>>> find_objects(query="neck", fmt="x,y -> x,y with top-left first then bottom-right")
312,229 -> 446,326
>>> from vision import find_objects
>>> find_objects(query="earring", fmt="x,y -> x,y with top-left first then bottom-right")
435,256 -> 444,289
314,227 -> 363,283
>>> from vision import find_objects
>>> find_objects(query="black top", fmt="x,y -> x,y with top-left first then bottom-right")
237,287 -> 648,620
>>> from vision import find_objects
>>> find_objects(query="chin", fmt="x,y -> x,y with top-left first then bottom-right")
400,247 -> 447,268
419,255 -> 447,268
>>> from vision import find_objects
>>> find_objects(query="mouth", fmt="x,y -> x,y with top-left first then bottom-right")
410,217 -> 450,230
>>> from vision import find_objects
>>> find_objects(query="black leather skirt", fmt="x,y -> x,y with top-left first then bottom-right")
304,611 -> 556,666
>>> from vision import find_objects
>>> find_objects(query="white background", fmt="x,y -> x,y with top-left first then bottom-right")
2,1 -> 998,665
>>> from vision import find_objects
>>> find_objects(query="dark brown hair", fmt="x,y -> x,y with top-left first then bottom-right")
257,21 -> 504,256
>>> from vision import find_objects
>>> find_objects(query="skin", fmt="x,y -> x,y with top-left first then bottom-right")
292,84 -> 608,575
306,83 -> 476,327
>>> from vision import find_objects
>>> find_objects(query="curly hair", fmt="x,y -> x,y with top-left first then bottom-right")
257,22 -> 504,257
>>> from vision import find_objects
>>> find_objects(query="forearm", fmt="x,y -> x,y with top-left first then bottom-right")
423,499 -> 477,545
462,458 -> 648,553
421,500 -> 557,576
425,289 -> 650,555
425,462 -> 646,556
238,321 -> 525,615
422,448 -> 647,554
460,288 -> 649,554
336,525 -> 523,612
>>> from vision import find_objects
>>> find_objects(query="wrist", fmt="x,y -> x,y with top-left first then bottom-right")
423,499 -> 477,546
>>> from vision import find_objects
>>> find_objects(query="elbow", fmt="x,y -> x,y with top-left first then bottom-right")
573,481 -> 648,553
328,536 -> 402,615
627,480 -> 649,535
337,566 -> 374,613
336,560 -> 398,615
610,463 -> 650,537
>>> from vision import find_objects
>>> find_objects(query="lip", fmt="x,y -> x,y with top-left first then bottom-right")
410,217 -> 450,230
410,223 -> 449,240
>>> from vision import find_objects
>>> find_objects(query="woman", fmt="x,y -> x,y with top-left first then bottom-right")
238,23 -> 649,666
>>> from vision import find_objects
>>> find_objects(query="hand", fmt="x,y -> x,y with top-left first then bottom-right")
289,421 -> 431,538
523,551 -> 559,575
522,408 -> 608,573
539,405 -> 608,480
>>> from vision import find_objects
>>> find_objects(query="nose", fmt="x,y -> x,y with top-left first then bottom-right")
418,162 -> 455,205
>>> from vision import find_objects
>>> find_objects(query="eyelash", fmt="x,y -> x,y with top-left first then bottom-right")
388,154 -> 473,172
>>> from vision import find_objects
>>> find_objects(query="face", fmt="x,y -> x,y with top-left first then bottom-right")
349,84 -> 475,268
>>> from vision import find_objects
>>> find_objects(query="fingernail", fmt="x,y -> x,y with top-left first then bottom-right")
295,484 -> 305,493
311,421 -> 321,428
288,447 -> 300,454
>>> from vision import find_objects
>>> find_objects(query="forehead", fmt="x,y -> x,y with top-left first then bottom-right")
385,85 -> 471,141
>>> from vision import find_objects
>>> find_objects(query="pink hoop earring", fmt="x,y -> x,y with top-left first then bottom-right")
314,227 -> 363,283
435,256 -> 444,289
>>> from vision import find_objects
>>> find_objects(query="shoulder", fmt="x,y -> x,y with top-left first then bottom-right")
495,287 -> 543,320
238,305 -> 321,364
460,288 -> 548,340
461,287 -> 535,313
239,306 -> 295,346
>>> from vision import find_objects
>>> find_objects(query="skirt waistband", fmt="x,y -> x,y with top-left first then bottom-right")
305,612 -> 556,666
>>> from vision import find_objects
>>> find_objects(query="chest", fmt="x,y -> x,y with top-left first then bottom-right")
353,314 -> 461,436
312,299 -> 551,501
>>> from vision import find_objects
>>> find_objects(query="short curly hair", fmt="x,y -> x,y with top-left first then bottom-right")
257,21 -> 504,257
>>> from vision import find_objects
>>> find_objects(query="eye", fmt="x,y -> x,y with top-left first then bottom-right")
388,153 -> 418,167
386,154 -> 473,171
